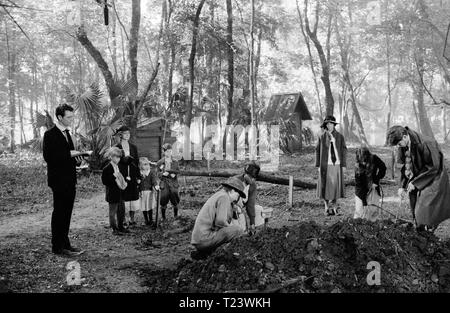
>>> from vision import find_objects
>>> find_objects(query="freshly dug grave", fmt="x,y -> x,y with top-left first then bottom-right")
142,219 -> 450,293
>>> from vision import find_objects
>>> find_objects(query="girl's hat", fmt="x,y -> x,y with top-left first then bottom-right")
321,115 -> 338,128
114,125 -> 130,135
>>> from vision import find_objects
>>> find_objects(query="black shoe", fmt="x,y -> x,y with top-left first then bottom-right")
113,229 -> 124,236
119,228 -> 131,234
66,247 -> 85,255
53,249 -> 79,257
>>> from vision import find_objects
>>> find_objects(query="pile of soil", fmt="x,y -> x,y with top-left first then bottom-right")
142,219 -> 450,293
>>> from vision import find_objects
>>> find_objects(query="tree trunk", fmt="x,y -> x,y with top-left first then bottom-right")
5,22 -> 16,153
226,0 -> 234,127
76,26 -> 120,101
129,0 -> 141,95
296,0 -> 323,121
111,0 -> 118,78
186,0 -> 206,128
303,0 -> 334,115
249,0 -> 256,126
18,95 -> 25,145
335,12 -> 368,145
386,32 -> 393,134
415,51 -> 435,138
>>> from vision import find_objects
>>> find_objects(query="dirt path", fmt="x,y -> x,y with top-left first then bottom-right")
0,192 -> 196,293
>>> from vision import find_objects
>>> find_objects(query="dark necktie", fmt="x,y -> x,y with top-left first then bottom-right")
64,129 -> 75,150
330,140 -> 337,165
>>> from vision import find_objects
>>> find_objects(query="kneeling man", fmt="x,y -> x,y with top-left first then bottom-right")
190,177 -> 246,260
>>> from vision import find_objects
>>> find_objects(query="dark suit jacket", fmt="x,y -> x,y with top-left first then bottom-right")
43,126 -> 77,188
101,163 -> 123,203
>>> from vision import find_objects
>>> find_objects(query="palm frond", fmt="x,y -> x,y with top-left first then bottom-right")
76,83 -> 104,128
113,77 -> 138,100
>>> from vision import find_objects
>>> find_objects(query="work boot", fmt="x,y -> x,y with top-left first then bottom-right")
173,206 -> 179,218
161,207 -> 166,220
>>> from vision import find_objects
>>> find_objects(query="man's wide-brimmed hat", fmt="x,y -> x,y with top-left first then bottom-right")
321,115 -> 339,128
114,125 -> 130,135
221,177 -> 247,199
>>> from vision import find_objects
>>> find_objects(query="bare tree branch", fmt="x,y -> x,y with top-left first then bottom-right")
113,0 -> 129,41
2,6 -> 31,41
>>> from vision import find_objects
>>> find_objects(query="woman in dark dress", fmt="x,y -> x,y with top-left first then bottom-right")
114,126 -> 140,226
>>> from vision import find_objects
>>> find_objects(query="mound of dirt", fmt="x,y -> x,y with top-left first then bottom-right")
142,219 -> 450,293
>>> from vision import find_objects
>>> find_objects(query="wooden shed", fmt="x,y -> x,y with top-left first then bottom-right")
135,117 -> 176,162
264,92 -> 312,152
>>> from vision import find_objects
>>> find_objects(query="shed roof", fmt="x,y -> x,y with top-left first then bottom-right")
137,116 -> 164,129
264,92 -> 312,121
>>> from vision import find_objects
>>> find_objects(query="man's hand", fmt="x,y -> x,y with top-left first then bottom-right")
163,171 -> 169,177
154,185 -> 160,191
398,188 -> 406,198
75,156 -> 83,165
407,182 -> 416,193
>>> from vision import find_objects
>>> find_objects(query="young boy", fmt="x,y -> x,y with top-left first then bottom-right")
157,143 -> 180,220
101,147 -> 130,235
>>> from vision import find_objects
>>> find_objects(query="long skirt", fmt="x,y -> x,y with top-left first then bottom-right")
317,164 -> 344,201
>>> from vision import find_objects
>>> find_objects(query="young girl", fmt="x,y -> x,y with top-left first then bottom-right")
354,147 -> 387,221
138,157 -> 159,226
101,147 -> 130,235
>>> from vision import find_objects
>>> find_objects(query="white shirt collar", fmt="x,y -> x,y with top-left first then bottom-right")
55,121 -> 69,132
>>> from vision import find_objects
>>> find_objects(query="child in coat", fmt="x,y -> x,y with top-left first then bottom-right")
138,157 -> 160,226
101,147 -> 130,235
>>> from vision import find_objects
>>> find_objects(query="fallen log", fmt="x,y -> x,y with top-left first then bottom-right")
178,170 -> 397,189
179,170 -> 316,189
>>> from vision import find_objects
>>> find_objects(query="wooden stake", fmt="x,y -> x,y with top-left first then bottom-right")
288,175 -> 293,208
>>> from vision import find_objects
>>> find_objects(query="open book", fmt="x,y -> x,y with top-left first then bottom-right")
71,150 -> 93,158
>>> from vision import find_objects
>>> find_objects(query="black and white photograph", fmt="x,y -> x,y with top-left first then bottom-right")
1,0 -> 450,306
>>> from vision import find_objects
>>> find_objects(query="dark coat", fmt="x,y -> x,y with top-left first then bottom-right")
115,142 -> 140,201
315,130 -> 347,198
398,128 -> 450,227
101,163 -> 123,203
157,156 -> 180,189
139,169 -> 158,192
43,126 -> 77,189
235,173 -> 257,225
355,154 -> 386,205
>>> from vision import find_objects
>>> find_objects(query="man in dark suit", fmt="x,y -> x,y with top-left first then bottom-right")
43,104 -> 85,256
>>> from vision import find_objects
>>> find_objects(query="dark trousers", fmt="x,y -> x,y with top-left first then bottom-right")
109,201 -> 125,230
51,185 -> 76,252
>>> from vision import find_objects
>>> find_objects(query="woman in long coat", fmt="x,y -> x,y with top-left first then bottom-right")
387,125 -> 450,230
114,126 -> 140,225
316,116 -> 347,215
